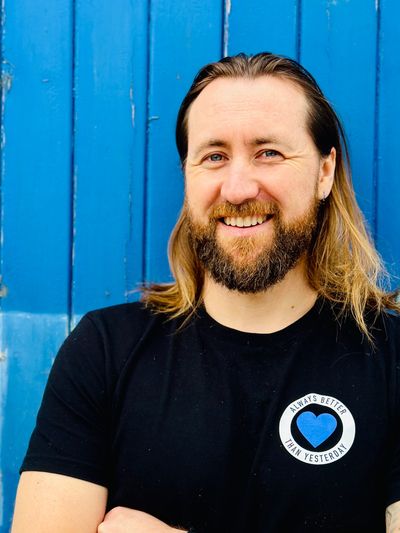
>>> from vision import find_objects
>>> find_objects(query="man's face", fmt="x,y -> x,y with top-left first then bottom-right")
184,76 -> 334,292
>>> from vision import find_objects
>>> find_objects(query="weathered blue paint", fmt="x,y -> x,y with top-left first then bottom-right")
1,0 -> 73,316
72,0 -> 147,319
145,0 -> 223,282
301,0 -> 378,227
1,0 -> 400,530
376,0 -> 400,281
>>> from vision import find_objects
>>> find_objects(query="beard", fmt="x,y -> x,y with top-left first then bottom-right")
186,198 -> 320,293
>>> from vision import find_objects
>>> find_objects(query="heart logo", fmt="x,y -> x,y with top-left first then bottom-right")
296,411 -> 337,448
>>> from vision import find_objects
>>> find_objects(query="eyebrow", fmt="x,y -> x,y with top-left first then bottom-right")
191,136 -> 285,159
191,139 -> 227,159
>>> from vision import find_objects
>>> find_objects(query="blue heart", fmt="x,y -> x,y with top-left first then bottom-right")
296,411 -> 337,448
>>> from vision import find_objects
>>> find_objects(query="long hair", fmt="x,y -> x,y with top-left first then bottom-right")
142,52 -> 399,339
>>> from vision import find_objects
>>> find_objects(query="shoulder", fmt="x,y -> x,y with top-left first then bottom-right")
55,302 -> 172,376
322,299 -> 400,343
84,300 -> 160,333
371,310 -> 400,349
318,300 -> 400,360
78,300 -> 173,355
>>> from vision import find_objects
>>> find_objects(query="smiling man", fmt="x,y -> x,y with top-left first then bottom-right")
185,75 -> 327,298
12,53 -> 400,533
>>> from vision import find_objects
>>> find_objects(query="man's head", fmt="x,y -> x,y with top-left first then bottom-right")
176,55 -> 337,293
183,74 -> 334,292
143,52 -> 397,340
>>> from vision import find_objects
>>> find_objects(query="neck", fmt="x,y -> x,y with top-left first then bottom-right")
202,260 -> 318,333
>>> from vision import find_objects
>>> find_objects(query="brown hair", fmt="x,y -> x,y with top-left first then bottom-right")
142,52 -> 399,339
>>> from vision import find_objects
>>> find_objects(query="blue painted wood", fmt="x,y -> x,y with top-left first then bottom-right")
227,0 -> 299,58
1,0 -> 73,314
145,0 -> 223,283
0,0 -> 72,530
71,0 -> 148,318
376,0 -> 400,282
300,0 -> 378,229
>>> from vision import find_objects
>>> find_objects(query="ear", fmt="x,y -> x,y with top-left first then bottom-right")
317,147 -> 336,200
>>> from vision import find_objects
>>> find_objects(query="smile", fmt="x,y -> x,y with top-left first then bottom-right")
221,214 -> 273,227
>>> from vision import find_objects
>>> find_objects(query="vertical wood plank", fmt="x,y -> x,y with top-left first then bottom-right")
301,0 -> 378,228
226,0 -> 299,57
145,0 -> 223,282
1,0 -> 73,315
0,0 -> 73,529
376,0 -> 400,282
72,0 -> 148,319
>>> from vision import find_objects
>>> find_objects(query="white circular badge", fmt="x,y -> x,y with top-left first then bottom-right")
279,392 -> 356,465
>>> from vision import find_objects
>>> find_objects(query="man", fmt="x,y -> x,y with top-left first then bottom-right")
11,53 -> 400,532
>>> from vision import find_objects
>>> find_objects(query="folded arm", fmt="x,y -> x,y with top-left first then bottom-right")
11,471 -> 108,533
386,501 -> 400,533
12,472 -> 188,533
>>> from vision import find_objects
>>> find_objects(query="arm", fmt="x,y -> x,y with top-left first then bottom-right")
98,507 -> 189,532
386,501 -> 400,533
11,471 -> 107,533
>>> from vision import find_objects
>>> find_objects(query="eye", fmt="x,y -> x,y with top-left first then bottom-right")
207,153 -> 224,162
259,149 -> 281,159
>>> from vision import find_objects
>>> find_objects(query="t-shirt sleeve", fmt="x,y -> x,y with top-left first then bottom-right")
20,313 -> 112,487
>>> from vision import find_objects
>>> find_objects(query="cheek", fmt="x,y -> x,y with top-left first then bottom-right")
261,176 -> 318,220
185,177 -> 221,216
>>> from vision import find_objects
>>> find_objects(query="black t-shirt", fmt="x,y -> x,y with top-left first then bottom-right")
21,299 -> 400,532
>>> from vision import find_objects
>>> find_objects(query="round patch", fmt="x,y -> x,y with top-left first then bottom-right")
279,392 -> 355,465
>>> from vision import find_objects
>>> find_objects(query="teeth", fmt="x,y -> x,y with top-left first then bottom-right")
223,215 -> 269,227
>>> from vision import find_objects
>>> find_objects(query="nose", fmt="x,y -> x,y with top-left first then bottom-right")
220,160 -> 260,205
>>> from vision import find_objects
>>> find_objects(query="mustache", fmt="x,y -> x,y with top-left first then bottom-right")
209,200 -> 280,219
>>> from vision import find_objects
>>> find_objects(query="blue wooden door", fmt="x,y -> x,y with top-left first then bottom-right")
1,0 -> 399,529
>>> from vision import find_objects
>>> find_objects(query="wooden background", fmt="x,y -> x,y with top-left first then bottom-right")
1,0 -> 399,529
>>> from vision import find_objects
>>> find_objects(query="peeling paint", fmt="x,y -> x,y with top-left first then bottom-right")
1,0 -> 5,26
129,86 -> 135,127
325,0 -> 337,27
0,73 -> 11,93
124,184 -> 133,302
0,351 -> 6,363
326,0 -> 337,21
223,0 -> 231,57
1,60 -> 14,94
0,284 -> 7,298
148,115 -> 159,122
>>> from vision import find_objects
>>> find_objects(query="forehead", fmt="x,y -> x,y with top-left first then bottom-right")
187,76 -> 311,148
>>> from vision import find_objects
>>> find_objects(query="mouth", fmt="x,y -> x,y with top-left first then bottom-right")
219,214 -> 274,228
